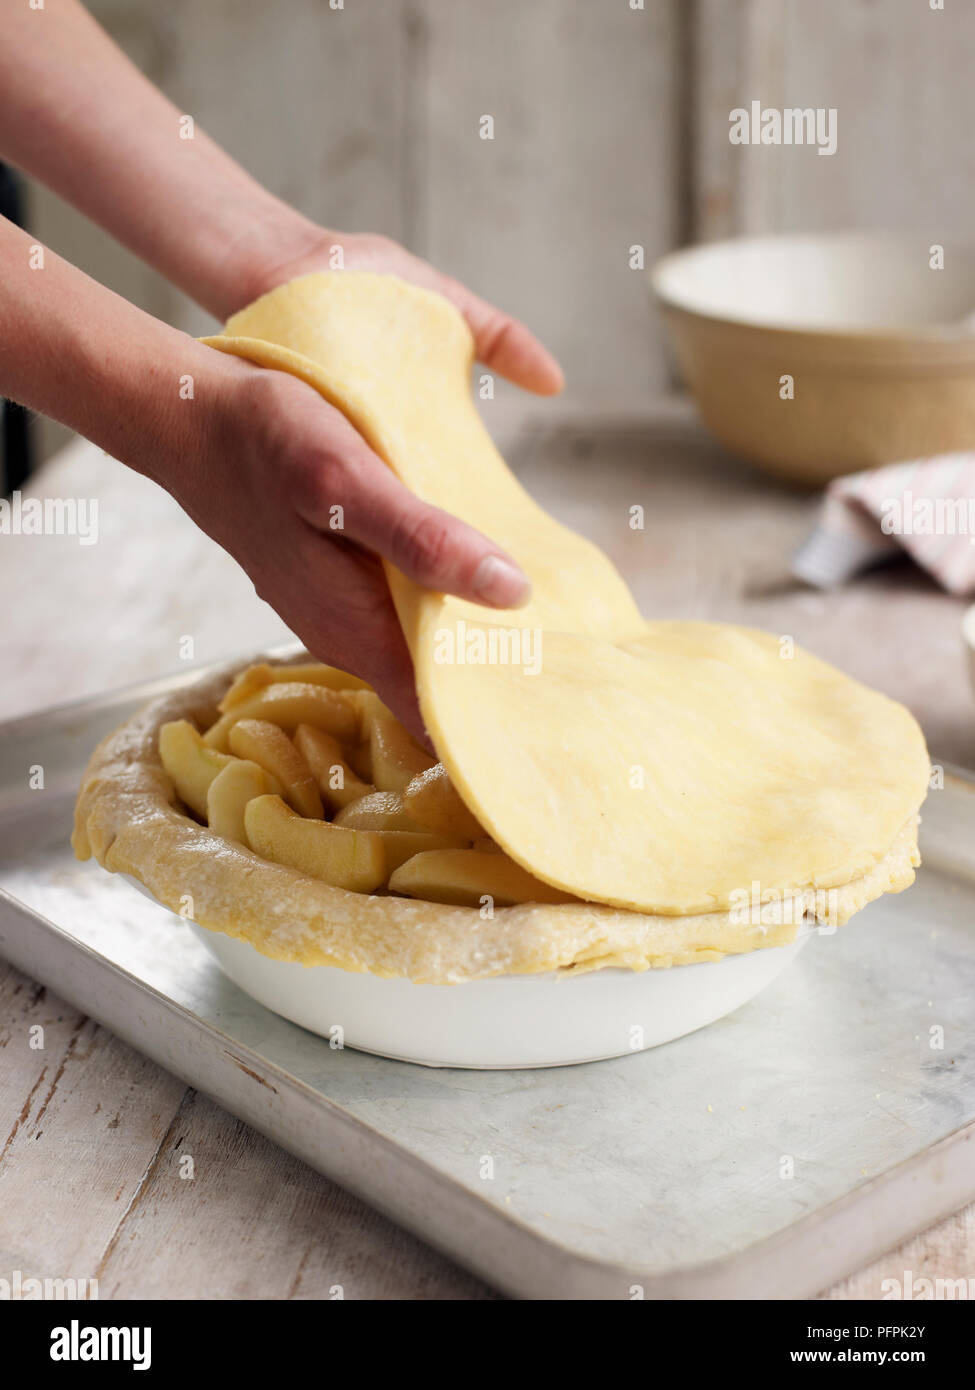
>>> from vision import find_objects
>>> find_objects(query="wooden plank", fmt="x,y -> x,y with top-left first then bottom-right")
0,956 -> 495,1298
0,958 -> 186,1284
158,0 -> 413,253
692,0 -> 975,240
95,1087 -> 497,1299
775,0 -> 975,236
418,0 -> 681,420
691,0 -> 786,240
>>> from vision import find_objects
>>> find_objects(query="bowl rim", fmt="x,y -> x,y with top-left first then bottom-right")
649,230 -> 975,346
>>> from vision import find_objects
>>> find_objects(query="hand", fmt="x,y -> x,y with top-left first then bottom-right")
0,217 -> 531,741
0,3 -> 560,734
186,355 -> 532,742
240,228 -> 565,398
207,227 -> 563,735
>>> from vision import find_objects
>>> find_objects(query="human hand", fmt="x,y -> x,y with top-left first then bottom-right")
204,227 -> 563,735
182,355 -> 532,742
0,212 -> 539,742
239,227 -> 565,398
0,0 -> 558,733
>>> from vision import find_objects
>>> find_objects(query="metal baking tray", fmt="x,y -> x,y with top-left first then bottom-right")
1,667 -> 973,1299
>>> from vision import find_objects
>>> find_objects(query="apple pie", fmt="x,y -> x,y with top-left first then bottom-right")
72,273 -> 929,982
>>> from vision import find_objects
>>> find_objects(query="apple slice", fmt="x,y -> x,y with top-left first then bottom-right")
370,714 -> 436,792
218,660 -> 371,712
344,692 -> 435,790
293,724 -> 375,811
333,790 -> 428,833
158,719 -> 235,819
372,829 -> 469,875
203,682 -> 358,751
244,794 -> 385,894
388,849 -> 578,907
206,758 -> 282,845
228,719 -> 323,820
402,763 -> 483,838
343,689 -> 390,741
218,663 -> 274,712
346,740 -> 373,783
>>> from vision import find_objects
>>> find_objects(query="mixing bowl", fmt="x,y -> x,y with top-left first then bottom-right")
651,232 -> 975,484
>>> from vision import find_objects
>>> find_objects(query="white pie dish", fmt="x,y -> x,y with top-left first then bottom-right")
186,917 -> 811,1069
124,865 -> 811,1066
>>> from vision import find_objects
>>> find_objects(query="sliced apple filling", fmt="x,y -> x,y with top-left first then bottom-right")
202,681 -> 359,752
157,660 -> 577,908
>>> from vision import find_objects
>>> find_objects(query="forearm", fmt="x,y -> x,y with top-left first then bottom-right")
0,213 -> 247,502
0,0 -> 322,320
0,215 -> 534,731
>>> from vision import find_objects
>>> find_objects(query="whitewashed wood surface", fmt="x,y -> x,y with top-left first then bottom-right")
34,0 -> 975,463
0,419 -> 973,1299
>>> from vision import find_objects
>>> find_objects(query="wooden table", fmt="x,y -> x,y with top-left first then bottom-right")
2,410 -> 972,1299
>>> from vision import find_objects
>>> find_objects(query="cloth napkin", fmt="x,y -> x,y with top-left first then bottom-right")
792,453 -> 975,596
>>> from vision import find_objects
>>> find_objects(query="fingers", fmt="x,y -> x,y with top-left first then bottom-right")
340,237 -> 564,396
378,501 -> 531,607
436,274 -> 565,397
263,527 -> 431,747
362,655 -> 431,751
292,408 -> 532,609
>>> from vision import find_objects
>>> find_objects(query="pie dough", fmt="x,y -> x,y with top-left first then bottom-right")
72,652 -> 920,982
72,271 -> 929,981
202,273 -> 929,914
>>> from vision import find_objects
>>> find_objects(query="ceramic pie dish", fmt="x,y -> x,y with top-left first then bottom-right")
73,273 -> 929,1068
184,916 -> 812,1069
75,650 -> 919,1068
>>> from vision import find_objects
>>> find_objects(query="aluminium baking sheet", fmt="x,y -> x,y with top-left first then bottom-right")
0,668 -> 973,1299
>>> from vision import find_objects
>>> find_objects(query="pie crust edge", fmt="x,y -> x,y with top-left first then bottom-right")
72,652 -> 922,985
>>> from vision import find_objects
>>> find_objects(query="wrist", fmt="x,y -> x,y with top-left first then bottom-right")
205,200 -> 332,322
64,299 -> 252,517
132,340 -> 261,516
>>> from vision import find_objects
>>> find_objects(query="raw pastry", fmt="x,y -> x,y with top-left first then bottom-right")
203,273 -> 929,914
72,272 -> 928,981
72,653 -> 920,982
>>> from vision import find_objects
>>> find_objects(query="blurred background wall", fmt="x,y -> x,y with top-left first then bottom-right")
21,0 -> 975,459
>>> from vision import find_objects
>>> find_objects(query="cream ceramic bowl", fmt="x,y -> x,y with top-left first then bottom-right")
651,232 -> 975,484
187,921 -> 810,1069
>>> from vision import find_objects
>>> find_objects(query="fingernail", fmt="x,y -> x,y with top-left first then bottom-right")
471,554 -> 532,608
